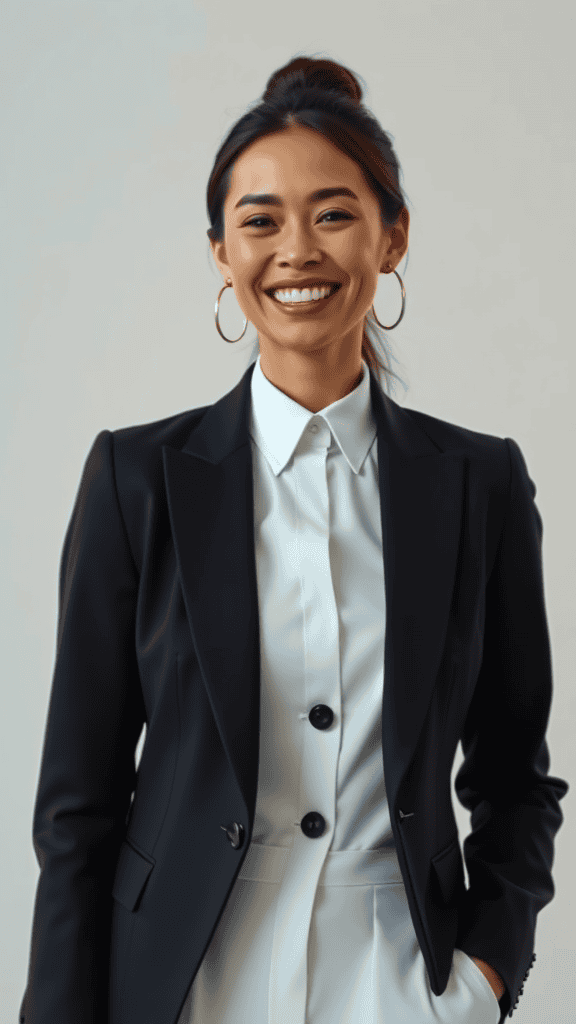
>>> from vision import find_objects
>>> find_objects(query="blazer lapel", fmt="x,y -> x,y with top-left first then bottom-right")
163,362 -> 465,826
162,369 -> 262,823
373,383 -> 466,808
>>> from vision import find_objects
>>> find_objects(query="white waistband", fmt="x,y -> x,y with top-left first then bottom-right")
237,842 -> 404,887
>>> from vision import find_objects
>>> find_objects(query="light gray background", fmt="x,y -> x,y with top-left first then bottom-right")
2,0 -> 574,1019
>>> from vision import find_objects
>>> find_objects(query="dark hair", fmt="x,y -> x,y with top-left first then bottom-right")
206,53 -> 412,395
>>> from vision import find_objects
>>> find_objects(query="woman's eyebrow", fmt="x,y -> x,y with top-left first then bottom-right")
234,187 -> 359,209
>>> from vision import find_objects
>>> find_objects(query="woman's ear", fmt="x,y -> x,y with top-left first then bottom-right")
209,238 -> 231,283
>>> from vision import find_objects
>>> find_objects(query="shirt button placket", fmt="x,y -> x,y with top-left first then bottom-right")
268,417 -> 340,1024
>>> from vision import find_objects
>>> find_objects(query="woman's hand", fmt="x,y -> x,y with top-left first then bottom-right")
470,956 -> 506,1000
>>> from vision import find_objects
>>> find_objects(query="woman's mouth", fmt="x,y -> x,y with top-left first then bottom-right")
266,282 -> 342,312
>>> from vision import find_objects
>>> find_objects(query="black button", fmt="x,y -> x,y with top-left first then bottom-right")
309,704 -> 334,729
301,811 -> 326,838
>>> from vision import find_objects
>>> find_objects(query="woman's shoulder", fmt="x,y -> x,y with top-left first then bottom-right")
387,396 -> 519,510
394,397 -> 510,461
87,401 -> 213,513
112,401 -> 211,448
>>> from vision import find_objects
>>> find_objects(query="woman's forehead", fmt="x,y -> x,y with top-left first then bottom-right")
227,130 -> 369,203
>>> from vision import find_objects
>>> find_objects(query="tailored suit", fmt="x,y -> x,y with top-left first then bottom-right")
19,357 -> 568,1024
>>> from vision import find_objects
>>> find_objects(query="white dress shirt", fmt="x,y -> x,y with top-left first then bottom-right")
177,354 -> 501,1024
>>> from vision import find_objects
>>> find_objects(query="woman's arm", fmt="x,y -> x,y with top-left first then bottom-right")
19,430 -> 145,1024
454,437 -> 569,1013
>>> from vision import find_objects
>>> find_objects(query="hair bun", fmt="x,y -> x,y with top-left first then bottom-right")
263,56 -> 363,105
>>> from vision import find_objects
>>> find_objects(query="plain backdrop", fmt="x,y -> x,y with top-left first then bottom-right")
2,0 -> 574,1020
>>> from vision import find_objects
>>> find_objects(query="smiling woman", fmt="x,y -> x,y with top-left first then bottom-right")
18,50 -> 568,1024
205,55 -> 411,412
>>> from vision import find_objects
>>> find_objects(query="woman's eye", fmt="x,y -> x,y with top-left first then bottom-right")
244,210 -> 353,228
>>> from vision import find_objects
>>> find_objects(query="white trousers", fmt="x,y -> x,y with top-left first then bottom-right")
178,842 -> 502,1024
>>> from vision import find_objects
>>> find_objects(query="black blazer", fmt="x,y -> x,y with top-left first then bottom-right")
20,361 -> 569,1024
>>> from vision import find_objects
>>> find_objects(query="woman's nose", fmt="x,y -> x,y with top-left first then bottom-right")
278,234 -> 322,264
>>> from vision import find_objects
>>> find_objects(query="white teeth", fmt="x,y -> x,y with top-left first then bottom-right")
272,284 -> 336,303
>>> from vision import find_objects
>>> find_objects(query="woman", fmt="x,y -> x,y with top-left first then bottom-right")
19,56 -> 568,1024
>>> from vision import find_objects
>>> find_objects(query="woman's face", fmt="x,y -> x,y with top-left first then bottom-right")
210,125 -> 409,364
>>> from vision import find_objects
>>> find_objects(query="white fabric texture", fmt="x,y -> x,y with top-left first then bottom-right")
178,354 -> 501,1024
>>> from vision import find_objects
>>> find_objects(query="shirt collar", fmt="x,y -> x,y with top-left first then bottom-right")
249,352 -> 377,476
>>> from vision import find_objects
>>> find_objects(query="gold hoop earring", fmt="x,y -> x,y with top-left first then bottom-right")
215,279 -> 249,343
371,268 -> 406,330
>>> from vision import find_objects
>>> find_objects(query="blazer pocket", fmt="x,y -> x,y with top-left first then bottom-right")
111,838 -> 156,913
431,834 -> 464,905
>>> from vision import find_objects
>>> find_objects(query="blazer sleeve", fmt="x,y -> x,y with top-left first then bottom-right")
19,429 -> 146,1024
454,436 -> 569,1018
